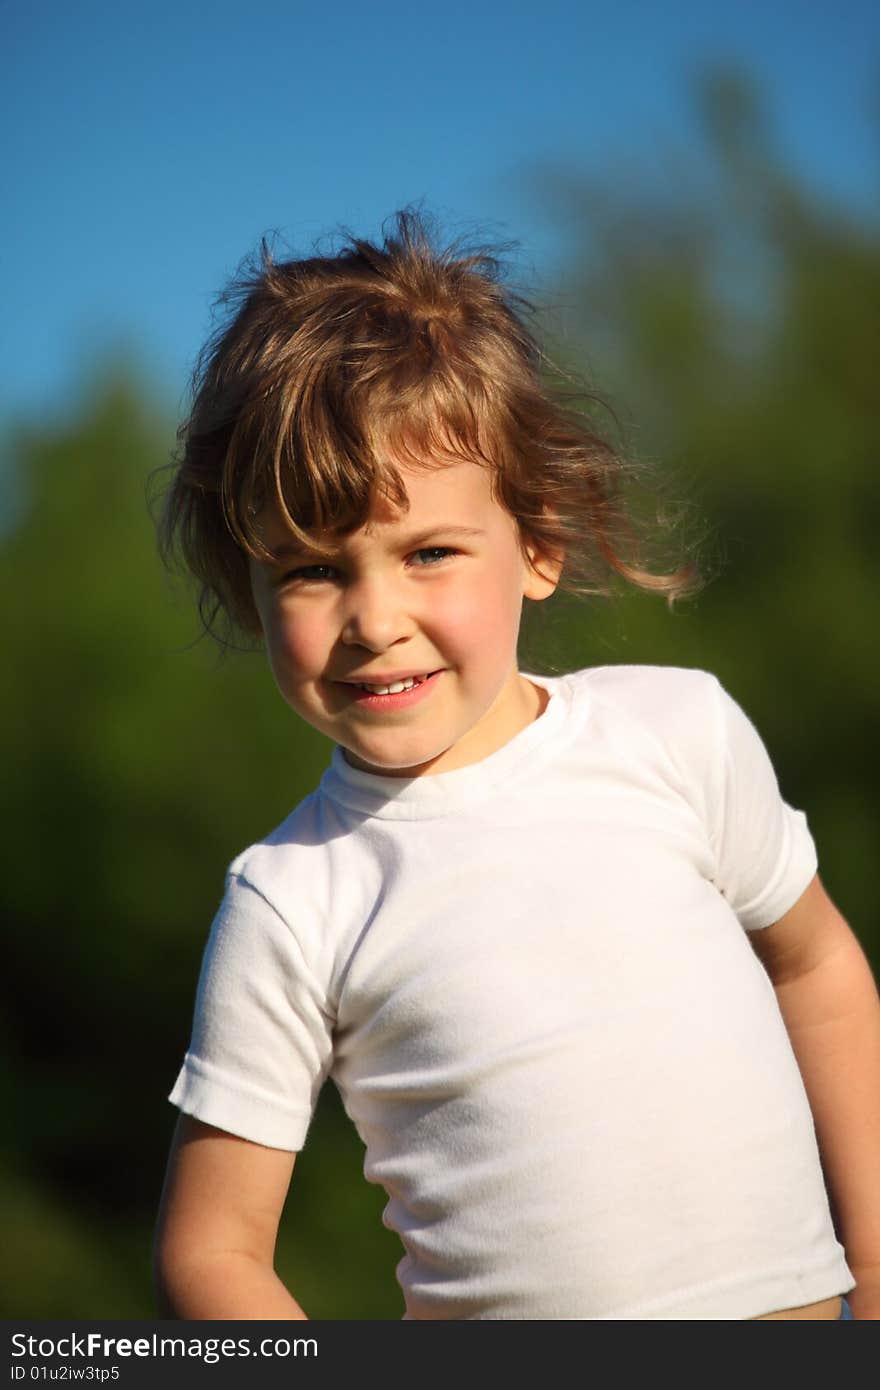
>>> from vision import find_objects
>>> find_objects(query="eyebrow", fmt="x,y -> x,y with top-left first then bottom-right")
268,525 -> 486,561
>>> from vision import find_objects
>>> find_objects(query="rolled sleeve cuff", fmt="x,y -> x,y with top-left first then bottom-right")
169,1053 -> 311,1151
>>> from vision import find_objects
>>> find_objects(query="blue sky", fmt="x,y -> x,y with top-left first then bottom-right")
3,0 -> 878,422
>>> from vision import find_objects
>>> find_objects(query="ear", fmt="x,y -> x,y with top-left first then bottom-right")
521,538 -> 563,602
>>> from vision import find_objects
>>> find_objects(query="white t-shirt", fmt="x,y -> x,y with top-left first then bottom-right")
170,665 -> 854,1319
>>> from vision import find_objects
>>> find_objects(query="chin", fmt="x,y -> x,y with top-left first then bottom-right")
348,741 -> 449,776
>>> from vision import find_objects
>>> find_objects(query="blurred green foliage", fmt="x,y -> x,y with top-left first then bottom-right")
530,70 -> 880,935
2,71 -> 877,1318
1,378 -> 404,1318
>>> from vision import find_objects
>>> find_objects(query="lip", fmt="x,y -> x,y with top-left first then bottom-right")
338,669 -> 443,686
335,669 -> 444,711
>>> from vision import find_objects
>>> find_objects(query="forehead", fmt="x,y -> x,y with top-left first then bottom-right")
376,457 -> 496,517
260,457 -> 508,553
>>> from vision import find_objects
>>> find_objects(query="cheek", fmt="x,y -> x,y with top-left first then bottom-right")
431,572 -> 523,655
265,608 -> 331,681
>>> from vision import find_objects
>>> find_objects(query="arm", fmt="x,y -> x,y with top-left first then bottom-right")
153,1114 -> 307,1319
749,873 -> 880,1320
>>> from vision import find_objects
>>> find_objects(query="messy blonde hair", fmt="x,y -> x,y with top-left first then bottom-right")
157,208 -> 700,640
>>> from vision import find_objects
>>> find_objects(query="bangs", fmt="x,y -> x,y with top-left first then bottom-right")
219,347 -> 503,561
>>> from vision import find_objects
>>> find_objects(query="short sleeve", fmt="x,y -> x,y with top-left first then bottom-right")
168,872 -> 335,1150
707,677 -> 818,931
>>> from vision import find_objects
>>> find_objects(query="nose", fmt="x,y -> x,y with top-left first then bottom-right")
340,573 -> 413,653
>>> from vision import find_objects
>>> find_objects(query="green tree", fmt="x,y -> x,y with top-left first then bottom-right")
532,69 -> 880,949
0,375 -> 402,1316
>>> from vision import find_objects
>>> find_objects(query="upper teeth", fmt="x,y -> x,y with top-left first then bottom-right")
358,676 -> 425,694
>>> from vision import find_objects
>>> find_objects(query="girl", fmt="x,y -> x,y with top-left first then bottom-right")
154,211 -> 879,1319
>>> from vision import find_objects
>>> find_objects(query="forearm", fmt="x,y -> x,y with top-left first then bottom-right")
155,1252 -> 308,1320
773,932 -> 880,1303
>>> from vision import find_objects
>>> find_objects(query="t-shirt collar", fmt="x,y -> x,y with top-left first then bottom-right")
318,672 -> 572,819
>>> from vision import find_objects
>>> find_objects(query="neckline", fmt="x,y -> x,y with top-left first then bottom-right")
318,672 -> 573,820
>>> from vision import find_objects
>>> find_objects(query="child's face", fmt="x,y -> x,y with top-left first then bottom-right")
248,458 -> 559,777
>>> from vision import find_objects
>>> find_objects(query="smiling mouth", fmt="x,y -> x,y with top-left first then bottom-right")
341,670 -> 441,695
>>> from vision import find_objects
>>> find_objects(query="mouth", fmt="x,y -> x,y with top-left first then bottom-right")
339,668 -> 443,693
336,669 -> 444,707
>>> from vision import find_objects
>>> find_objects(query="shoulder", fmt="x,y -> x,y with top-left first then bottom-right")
568,663 -> 719,710
224,786 -> 389,959
219,795 -> 314,919
566,664 -> 723,751
230,790 -> 327,891
562,665 -> 816,928
558,664 -> 732,816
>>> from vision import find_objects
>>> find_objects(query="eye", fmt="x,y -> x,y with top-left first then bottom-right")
283,564 -> 339,584
410,546 -> 457,567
